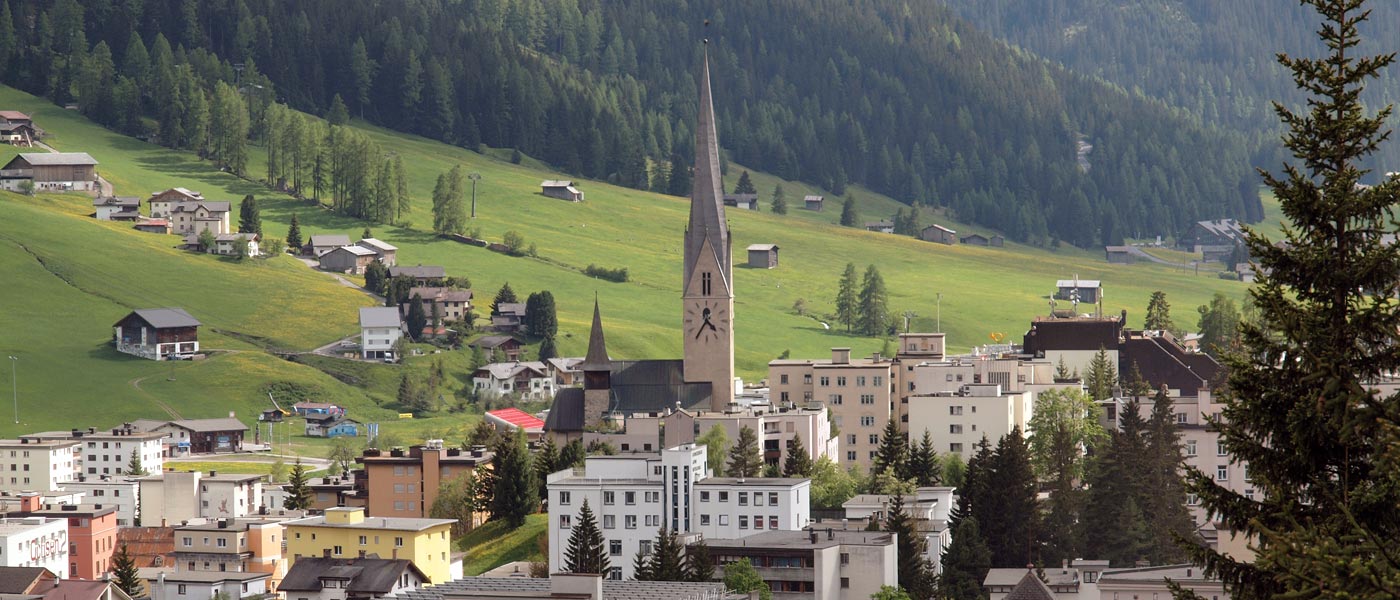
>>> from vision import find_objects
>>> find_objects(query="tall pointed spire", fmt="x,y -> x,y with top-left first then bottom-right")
581,295 -> 610,371
684,40 -> 731,286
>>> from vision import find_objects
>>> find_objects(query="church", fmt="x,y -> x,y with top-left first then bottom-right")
545,47 -> 737,434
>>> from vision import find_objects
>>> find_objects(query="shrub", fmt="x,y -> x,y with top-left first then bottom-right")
584,264 -> 629,282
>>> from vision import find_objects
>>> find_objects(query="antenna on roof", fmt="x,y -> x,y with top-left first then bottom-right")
703,19 -> 710,44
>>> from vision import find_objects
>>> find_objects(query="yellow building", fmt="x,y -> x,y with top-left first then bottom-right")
282,507 -> 455,583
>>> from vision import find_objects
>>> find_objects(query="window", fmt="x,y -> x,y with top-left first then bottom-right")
950,406 -> 963,416
754,515 -> 765,529
837,376 -> 847,386
1217,441 -> 1228,456
1243,465 -> 1251,482
701,514 -> 711,526
216,538 -> 227,548
182,537 -> 192,547
739,516 -> 748,529
847,434 -> 857,445
358,536 -> 367,545
625,492 -> 636,505
558,491 -> 571,506
819,377 -> 830,387
769,516 -> 778,529
719,515 -> 729,526
829,394 -> 843,405
847,451 -> 857,461
603,515 -> 616,529
700,491 -> 710,502
950,424 -> 963,434
1187,494 -> 1199,506
841,553 -> 850,565
646,491 -> 659,503
333,545 -> 343,555
780,374 -> 789,384
869,434 -> 879,445
842,578 -> 851,589
609,540 -> 622,556
1217,465 -> 1229,481
702,272 -> 712,295
860,394 -> 875,405
739,492 -> 748,506
394,537 -> 404,547
950,443 -> 963,453
607,567 -> 622,581
1177,412 -> 1188,424
1186,440 -> 1197,456
754,494 -> 763,506
860,416 -> 875,427
803,374 -> 812,384
769,492 -> 778,504
639,540 -> 653,556
177,585 -> 186,596
1245,489 -> 1255,500
393,483 -> 405,493
560,515 -> 572,529
625,515 -> 637,529
856,376 -> 867,386
874,376 -> 884,386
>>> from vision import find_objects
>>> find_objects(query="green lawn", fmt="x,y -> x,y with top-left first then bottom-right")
0,82 -> 1253,442
458,514 -> 547,576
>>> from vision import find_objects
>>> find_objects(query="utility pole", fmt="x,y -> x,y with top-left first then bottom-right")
7,356 -> 16,424
936,294 -> 943,333
468,173 -> 482,218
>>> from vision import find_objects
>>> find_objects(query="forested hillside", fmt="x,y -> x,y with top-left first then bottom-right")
0,0 -> 1260,246
938,0 -> 1400,172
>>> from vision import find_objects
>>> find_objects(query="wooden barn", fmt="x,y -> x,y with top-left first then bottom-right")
0,152 -> 99,192
541,180 -> 584,201
747,244 -> 779,269
113,308 -> 201,360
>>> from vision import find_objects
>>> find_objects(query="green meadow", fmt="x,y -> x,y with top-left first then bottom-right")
0,83 -> 1252,444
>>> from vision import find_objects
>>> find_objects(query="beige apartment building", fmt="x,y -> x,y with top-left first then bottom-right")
0,439 -> 80,492
769,348 -> 896,470
906,384 -> 1033,460
173,519 -> 287,592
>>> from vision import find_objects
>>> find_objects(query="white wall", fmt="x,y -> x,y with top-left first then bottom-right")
78,437 -> 165,477
0,517 -> 69,577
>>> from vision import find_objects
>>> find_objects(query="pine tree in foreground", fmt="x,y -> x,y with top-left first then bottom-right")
727,426 -> 762,477
112,544 -> 143,597
782,434 -> 813,477
886,494 -> 935,599
563,499 -> 609,574
283,461 -> 313,510
685,538 -> 715,582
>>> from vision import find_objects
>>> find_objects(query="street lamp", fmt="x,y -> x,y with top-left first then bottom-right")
7,356 -> 16,424
467,173 -> 482,218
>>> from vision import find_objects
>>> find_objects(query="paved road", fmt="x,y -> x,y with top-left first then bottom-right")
165,452 -> 332,471
295,257 -> 385,303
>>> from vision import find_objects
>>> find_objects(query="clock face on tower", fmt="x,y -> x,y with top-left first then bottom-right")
685,300 -> 729,343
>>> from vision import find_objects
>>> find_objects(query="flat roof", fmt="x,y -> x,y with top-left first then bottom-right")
704,529 -> 893,550
285,514 -> 454,532
696,477 -> 807,487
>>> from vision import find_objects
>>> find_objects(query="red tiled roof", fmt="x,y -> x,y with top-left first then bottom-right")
486,408 -> 544,431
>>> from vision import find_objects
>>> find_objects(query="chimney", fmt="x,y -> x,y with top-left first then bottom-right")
827,528 -> 834,540
831,348 -> 851,365
1062,559 -> 1068,574
808,529 -> 818,544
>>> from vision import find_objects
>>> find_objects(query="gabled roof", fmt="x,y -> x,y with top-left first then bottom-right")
922,224 -> 955,234
1055,279 -> 1101,288
329,245 -> 377,257
18,152 -> 97,166
0,567 -> 52,594
865,221 -> 894,228
125,308 -> 201,329
389,265 -> 446,279
0,111 -> 31,121
472,335 -> 517,349
544,388 -> 585,432
360,307 -> 403,329
170,201 -> 231,214
746,244 -> 778,251
1004,570 -> 1057,600
150,187 -> 202,200
385,576 -> 730,600
281,557 -> 427,592
540,180 -> 574,187
803,195 -> 824,202
170,417 -> 247,433
94,196 -> 140,207
357,238 -> 398,252
409,287 -> 473,302
215,233 -> 258,243
485,408 -> 545,431
495,303 -> 526,317
309,234 -> 352,247
40,579 -> 126,600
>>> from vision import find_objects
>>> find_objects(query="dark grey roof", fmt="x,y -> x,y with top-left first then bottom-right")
18,152 -> 97,166
171,418 -> 247,433
389,265 -> 446,279
472,335 -> 517,349
1004,570 -> 1056,600
127,308 -> 200,329
279,557 -> 426,591
309,234 -> 352,247
0,567 -> 50,594
580,299 -> 611,371
544,388 -> 585,432
610,360 -> 712,413
360,307 -> 403,328
385,576 -> 732,600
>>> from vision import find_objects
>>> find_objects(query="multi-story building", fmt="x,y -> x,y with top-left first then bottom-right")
22,504 -> 117,580
173,519 -> 287,592
0,439 -> 80,493
62,476 -> 140,526
24,425 -> 166,477
769,348 -> 897,469
700,529 -> 897,600
356,443 -> 492,519
283,507 -> 455,584
129,418 -> 248,456
144,570 -> 270,600
906,384 -> 1033,460
137,471 -> 264,526
279,557 -> 426,600
0,516 -> 70,577
359,307 -> 405,360
546,445 -> 812,580
662,404 -> 837,470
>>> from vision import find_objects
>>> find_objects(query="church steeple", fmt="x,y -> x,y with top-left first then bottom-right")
580,296 -> 611,372
684,42 -> 731,288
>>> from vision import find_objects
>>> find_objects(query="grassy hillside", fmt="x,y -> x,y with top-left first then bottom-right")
458,514 -> 547,576
0,82 -> 1252,433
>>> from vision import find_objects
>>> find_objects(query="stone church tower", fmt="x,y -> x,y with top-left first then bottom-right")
682,45 -> 736,411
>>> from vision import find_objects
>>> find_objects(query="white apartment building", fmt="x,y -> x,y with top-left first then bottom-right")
0,516 -> 69,577
0,439 -> 80,493
769,348 -> 897,469
702,529 -> 897,600
62,476 -> 141,526
24,425 -> 166,477
138,471 -> 265,526
842,487 -> 955,572
906,384 -> 1033,460
360,307 -> 404,360
546,445 -> 811,580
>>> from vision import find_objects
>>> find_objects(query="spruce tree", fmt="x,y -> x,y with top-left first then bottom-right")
238,194 -> 261,235
488,429 -> 536,527
631,550 -> 652,581
685,538 -> 715,582
492,282 -> 518,314
537,335 -> 558,361
871,419 -> 908,480
1143,387 -> 1193,564
835,263 -> 859,332
770,184 -> 787,214
1083,345 -> 1117,401
858,265 -> 890,336
1195,292 -> 1241,358
733,170 -> 757,195
666,153 -> 691,197
727,426 -> 762,477
840,193 -> 857,226
908,430 -> 941,487
782,434 -> 813,477
984,428 -> 1037,567
406,295 -> 427,341
886,494 -> 935,599
647,528 -> 686,581
286,213 -> 302,250
326,93 -> 350,125
125,449 -> 147,476
1082,399 -> 1150,566
563,499 -> 609,574
283,461 -> 313,510
1144,290 -> 1175,334
534,437 -> 559,501
940,516 -> 992,600
112,544 -> 143,598
559,439 -> 586,470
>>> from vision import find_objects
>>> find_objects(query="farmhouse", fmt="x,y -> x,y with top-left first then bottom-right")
359,307 -> 404,360
167,201 -> 232,236
278,557 -> 427,600
1104,246 -> 1135,264
93,196 -> 141,221
306,234 -> 351,257
920,224 -> 957,245
1179,219 -> 1245,262
0,111 -> 41,145
409,287 -> 473,322
304,415 -> 361,438
0,152 -> 99,192
1054,279 -> 1102,305
355,238 -> 398,266
723,193 -> 759,210
540,180 -> 584,201
212,233 -> 259,257
470,335 -> 522,361
473,362 -> 556,400
803,195 -> 824,211
147,188 -> 203,217
388,265 -> 446,285
746,244 -> 779,269
319,245 -> 377,274
864,220 -> 895,234
130,417 -> 248,455
490,303 -> 527,333
113,308 -> 200,361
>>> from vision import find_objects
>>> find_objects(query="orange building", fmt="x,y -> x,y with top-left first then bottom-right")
27,504 -> 117,580
173,519 -> 287,592
356,443 -> 492,518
